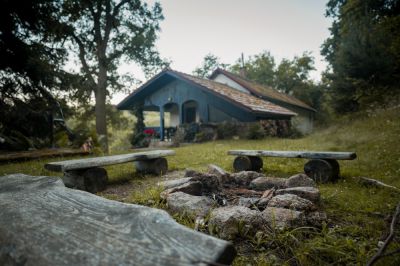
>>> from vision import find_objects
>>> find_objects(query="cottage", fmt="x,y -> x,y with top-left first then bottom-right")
209,68 -> 316,134
117,68 -> 298,140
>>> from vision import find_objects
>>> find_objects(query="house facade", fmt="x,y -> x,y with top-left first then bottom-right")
117,69 -> 297,140
210,68 -> 316,134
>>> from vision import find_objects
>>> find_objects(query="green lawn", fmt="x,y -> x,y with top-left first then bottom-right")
1,106 -> 399,265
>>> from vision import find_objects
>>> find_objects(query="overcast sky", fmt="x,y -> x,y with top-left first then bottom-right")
113,0 -> 332,104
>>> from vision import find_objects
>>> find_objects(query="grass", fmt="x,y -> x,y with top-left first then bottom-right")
1,106 -> 399,265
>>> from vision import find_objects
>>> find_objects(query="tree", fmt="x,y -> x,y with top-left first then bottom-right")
193,53 -> 229,78
231,51 -> 276,87
274,52 -> 315,96
62,0 -> 165,152
230,51 -> 316,98
0,0 -> 78,150
322,0 -> 400,113
229,51 -> 326,115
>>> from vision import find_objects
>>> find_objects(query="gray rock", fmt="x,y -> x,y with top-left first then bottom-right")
209,206 -> 264,240
267,194 -> 316,211
285,173 -> 316,188
160,181 -> 203,200
166,192 -> 214,217
230,171 -> 265,186
275,187 -> 320,203
190,173 -> 221,192
249,176 -> 287,190
158,177 -> 191,189
237,197 -> 259,208
208,164 -> 228,177
262,207 -> 305,230
306,211 -> 328,227
208,164 -> 232,184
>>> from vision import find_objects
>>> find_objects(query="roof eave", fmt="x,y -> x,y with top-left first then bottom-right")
116,68 -> 171,110
258,95 -> 317,113
210,69 -> 316,113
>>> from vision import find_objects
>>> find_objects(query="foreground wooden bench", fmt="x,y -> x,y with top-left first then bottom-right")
228,150 -> 357,183
45,150 -> 175,193
0,174 -> 236,265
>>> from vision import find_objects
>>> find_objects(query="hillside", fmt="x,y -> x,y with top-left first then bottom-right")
1,106 -> 399,264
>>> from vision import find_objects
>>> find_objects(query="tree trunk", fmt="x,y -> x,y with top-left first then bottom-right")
96,65 -> 108,153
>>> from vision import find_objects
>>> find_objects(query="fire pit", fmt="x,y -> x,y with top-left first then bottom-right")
159,165 -> 327,240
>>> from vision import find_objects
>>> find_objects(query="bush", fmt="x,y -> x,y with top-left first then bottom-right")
216,121 -> 238,139
171,127 -> 185,146
246,123 -> 266,139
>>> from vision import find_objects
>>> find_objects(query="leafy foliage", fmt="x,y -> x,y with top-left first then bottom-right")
193,53 -> 229,78
60,0 -> 166,152
231,51 -> 276,87
322,0 -> 400,113
230,51 -> 325,112
0,0 -> 80,150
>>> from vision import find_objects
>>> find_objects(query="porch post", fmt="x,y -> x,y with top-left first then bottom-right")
160,106 -> 165,141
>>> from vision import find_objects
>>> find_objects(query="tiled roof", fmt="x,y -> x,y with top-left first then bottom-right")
210,68 -> 316,112
171,70 -> 296,116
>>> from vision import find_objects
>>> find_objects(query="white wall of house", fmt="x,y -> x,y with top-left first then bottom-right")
166,105 -> 180,127
290,107 -> 314,134
213,74 -> 250,94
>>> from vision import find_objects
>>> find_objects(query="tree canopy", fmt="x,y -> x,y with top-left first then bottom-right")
322,0 -> 400,113
229,51 -> 320,108
193,53 -> 229,78
0,0 -> 79,150
62,0 -> 166,152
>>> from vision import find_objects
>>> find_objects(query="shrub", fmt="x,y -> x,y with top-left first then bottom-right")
216,121 -> 238,139
246,123 -> 266,139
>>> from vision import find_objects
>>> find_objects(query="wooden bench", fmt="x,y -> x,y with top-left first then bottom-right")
0,174 -> 236,265
228,150 -> 357,183
45,150 -> 175,193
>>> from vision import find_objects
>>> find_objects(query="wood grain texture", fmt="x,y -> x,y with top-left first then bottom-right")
44,150 -> 175,172
304,159 -> 335,183
233,156 -> 252,172
228,150 -> 357,160
0,174 -> 235,266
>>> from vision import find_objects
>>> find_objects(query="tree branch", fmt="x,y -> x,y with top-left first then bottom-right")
358,177 -> 400,191
113,0 -> 131,18
367,202 -> 400,266
88,2 -> 102,50
103,0 -> 113,50
70,34 -> 97,88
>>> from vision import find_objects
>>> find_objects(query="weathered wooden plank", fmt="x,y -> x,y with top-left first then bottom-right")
0,174 -> 235,265
228,150 -> 357,160
45,150 -> 175,172
0,148 -> 89,163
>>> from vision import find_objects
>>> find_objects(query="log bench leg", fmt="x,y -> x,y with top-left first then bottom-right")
62,167 -> 108,193
304,159 -> 340,183
233,156 -> 263,172
134,157 -> 168,175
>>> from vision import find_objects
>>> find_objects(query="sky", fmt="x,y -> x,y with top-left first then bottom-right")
113,0 -> 332,104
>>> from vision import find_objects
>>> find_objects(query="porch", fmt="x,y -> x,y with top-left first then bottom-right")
143,100 -> 202,141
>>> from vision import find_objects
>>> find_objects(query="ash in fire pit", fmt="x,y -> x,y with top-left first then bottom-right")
159,165 -> 327,240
